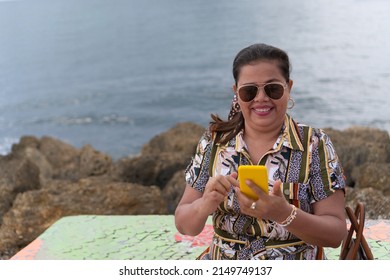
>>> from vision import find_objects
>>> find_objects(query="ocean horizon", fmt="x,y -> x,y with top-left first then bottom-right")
1,0 -> 389,159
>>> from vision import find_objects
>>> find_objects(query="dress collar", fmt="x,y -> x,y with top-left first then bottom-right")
230,114 -> 304,153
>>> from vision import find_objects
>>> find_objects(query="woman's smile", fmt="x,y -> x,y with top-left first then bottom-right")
251,105 -> 273,116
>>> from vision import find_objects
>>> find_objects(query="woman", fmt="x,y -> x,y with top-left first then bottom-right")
175,43 -> 347,260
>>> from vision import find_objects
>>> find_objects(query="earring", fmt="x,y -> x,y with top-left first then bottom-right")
288,97 -> 295,109
228,95 -> 241,120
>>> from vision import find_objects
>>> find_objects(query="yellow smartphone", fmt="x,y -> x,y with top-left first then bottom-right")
238,165 -> 269,200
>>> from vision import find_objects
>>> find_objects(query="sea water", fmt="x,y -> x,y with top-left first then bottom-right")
0,0 -> 389,159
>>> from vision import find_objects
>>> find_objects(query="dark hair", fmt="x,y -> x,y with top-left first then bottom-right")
233,43 -> 291,85
210,43 -> 291,144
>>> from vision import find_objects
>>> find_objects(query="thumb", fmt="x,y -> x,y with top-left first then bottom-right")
272,180 -> 283,197
230,172 -> 238,179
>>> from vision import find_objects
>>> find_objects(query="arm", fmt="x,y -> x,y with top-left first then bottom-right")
236,181 -> 347,247
175,174 -> 238,236
174,186 -> 209,236
283,128 -> 347,247
236,128 -> 347,247
286,188 -> 346,247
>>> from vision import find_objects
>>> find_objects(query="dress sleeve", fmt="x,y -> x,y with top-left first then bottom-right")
184,129 -> 213,193
309,128 -> 346,201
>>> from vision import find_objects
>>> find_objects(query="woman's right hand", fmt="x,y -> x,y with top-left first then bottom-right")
175,172 -> 238,236
201,172 -> 239,214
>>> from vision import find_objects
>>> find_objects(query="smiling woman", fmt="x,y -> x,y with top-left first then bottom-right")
232,60 -> 291,155
0,0 -> 388,159
175,43 -> 347,260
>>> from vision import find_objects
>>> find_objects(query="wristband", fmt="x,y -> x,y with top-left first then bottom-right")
279,205 -> 297,227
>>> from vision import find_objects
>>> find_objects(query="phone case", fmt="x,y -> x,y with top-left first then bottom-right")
238,165 -> 269,200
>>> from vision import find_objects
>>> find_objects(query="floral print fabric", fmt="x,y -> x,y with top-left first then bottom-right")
185,114 -> 346,259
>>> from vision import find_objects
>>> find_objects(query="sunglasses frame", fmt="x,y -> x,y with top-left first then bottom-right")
236,82 -> 287,102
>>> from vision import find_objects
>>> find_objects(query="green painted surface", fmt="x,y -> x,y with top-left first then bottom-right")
14,215 -> 390,260
34,215 -> 206,260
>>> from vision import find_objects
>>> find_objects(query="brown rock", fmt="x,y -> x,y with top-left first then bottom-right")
10,135 -> 40,156
1,123 -> 389,259
11,136 -> 113,181
113,153 -> 188,188
0,178 -> 167,253
0,156 -> 41,224
353,163 -> 390,196
345,187 -> 390,219
326,126 -> 390,187
0,183 -> 15,225
22,147 -> 53,182
112,122 -> 204,188
163,170 -> 186,214
39,136 -> 80,170
79,144 -> 113,177
0,152 -> 40,191
12,159 -> 41,193
141,122 -> 204,156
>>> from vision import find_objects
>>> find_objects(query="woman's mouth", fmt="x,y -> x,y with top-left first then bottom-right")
252,107 -> 273,116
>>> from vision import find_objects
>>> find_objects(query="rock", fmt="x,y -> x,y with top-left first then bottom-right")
0,155 -> 41,224
10,135 -> 113,182
22,147 -> 53,182
163,170 -> 186,214
0,178 -> 167,254
141,122 -> 205,156
12,159 -> 41,193
0,183 -> 15,225
113,153 -> 188,189
39,136 -> 80,173
0,123 -> 389,260
0,154 -> 41,193
326,126 -> 390,187
7,135 -> 81,181
10,135 -> 40,155
79,144 -> 113,177
345,187 -> 390,219
352,163 -> 390,196
112,122 -> 204,188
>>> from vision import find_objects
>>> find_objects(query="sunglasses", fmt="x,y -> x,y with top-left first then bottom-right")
236,82 -> 287,102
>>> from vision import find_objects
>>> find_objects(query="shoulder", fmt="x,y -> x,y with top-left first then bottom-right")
198,128 -> 214,146
192,128 -> 217,157
294,120 -> 331,143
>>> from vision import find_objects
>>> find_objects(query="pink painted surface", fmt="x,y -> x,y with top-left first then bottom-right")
174,225 -> 214,246
11,239 -> 43,260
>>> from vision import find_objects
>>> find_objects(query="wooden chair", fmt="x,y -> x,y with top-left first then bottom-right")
339,202 -> 374,260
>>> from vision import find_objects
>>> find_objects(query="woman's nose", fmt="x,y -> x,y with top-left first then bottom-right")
254,87 -> 270,101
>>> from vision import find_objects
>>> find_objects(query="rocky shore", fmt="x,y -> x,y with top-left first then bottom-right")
0,122 -> 389,259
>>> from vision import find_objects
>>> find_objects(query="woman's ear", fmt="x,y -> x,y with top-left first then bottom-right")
232,84 -> 237,93
288,79 -> 293,91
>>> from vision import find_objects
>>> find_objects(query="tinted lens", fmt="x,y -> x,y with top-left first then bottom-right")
264,83 -> 284,99
238,85 -> 258,102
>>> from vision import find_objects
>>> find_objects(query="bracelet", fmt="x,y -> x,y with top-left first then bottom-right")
278,205 -> 297,227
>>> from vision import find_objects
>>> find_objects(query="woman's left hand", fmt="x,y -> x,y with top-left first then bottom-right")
235,180 -> 292,223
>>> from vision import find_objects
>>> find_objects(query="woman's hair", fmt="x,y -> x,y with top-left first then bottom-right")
209,43 -> 291,145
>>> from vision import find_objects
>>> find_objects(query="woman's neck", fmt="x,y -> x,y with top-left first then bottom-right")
243,124 -> 283,164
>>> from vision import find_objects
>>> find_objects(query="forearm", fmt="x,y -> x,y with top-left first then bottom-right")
282,208 -> 347,248
175,197 -> 212,236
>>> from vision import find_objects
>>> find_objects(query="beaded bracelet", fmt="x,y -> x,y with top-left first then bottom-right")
279,205 -> 297,227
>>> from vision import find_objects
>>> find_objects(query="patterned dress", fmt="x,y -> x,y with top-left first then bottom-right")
185,114 -> 346,260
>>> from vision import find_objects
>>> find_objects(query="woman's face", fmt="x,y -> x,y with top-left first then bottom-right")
233,60 -> 293,134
